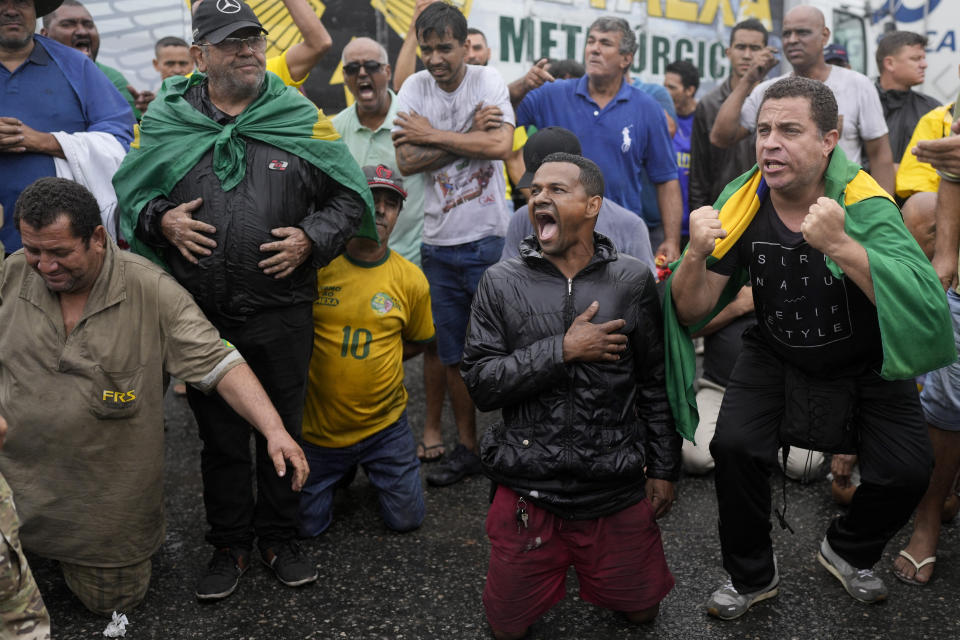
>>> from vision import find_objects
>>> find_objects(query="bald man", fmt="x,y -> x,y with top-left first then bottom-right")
709,6 -> 895,195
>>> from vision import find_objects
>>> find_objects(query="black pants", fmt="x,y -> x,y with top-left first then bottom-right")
186,303 -> 314,550
709,331 -> 932,593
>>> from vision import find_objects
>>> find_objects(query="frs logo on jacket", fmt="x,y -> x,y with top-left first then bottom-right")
268,160 -> 288,171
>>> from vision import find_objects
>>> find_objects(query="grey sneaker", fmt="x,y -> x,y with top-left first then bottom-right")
817,537 -> 887,603
706,570 -> 779,620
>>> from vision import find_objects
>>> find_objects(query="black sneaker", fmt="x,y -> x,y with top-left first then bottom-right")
426,444 -> 481,487
196,547 -> 249,601
259,541 -> 318,587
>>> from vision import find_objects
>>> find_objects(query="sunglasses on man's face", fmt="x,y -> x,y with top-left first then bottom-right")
343,61 -> 384,76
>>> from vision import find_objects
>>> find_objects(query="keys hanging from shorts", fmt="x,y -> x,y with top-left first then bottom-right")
516,496 -> 529,532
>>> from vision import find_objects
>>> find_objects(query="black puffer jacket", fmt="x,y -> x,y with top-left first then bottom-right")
135,82 -> 364,321
462,234 -> 680,520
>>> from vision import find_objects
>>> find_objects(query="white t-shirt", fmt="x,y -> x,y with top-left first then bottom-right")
395,65 -> 514,246
740,66 -> 888,165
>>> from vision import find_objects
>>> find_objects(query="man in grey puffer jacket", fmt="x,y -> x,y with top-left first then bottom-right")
461,153 -> 680,640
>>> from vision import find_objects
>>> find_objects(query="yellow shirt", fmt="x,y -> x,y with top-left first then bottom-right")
302,250 -> 434,448
266,50 -> 307,88
504,125 -> 528,201
896,102 -> 954,200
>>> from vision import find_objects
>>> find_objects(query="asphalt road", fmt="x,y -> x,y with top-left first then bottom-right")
30,355 -> 960,639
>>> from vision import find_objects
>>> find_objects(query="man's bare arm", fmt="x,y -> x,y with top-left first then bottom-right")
655,179 -> 684,263
709,47 -> 777,148
0,117 -> 64,158
280,0 -> 332,83
691,285 -> 754,338
394,141 -> 458,176
802,197 -> 875,304
671,207 -> 732,324
864,135 -> 895,196
932,179 -> 960,291
215,363 -> 309,491
508,58 -> 554,107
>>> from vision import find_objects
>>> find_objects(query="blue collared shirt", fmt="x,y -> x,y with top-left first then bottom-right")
0,37 -> 132,251
516,76 -> 678,224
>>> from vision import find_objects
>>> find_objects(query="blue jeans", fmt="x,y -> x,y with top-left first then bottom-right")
920,288 -> 960,431
421,236 -> 504,365
298,411 -> 425,536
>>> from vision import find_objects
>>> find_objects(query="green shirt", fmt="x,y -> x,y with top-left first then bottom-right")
96,61 -> 140,121
332,91 -> 424,267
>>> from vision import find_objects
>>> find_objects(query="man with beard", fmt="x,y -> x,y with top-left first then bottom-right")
667,76 -> 953,619
0,0 -> 133,251
462,153 -> 679,638
42,0 -> 154,119
115,0 -> 374,601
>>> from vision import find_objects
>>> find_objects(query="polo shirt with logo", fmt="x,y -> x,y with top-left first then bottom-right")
516,76 -> 678,223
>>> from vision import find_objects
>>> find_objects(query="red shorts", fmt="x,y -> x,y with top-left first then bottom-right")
482,486 -> 674,634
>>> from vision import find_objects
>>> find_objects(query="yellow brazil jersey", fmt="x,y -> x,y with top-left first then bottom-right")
896,102 -> 954,200
302,250 -> 434,448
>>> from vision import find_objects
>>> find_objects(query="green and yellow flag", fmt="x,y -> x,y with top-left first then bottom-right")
663,147 -> 956,441
114,71 -> 376,267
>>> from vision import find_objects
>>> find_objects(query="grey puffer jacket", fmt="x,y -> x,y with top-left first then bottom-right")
462,234 -> 680,520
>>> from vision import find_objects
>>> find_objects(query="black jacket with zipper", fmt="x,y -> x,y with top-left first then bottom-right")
462,234 -> 680,520
134,81 -> 365,322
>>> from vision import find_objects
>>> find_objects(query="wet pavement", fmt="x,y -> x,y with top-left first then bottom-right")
32,355 -> 960,639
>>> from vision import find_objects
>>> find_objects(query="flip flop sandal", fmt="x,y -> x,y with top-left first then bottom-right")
894,549 -> 936,586
417,442 -> 445,463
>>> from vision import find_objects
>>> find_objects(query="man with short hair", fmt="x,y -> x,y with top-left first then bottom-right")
690,18 -> 767,210
40,0 -> 157,121
500,126 -> 655,273
153,36 -> 193,81
513,16 -> 684,262
0,177 -> 309,616
465,27 -> 489,66
710,6 -> 895,195
664,60 -> 698,232
0,0 -> 133,251
116,0 -> 373,600
298,164 -> 434,537
875,31 -> 940,170
392,2 -> 514,487
463,152 -> 679,639
41,0 -> 154,118
668,76 -> 953,619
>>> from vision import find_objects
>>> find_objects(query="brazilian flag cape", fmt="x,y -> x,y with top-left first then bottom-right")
663,147 -> 956,442
114,72 -> 376,267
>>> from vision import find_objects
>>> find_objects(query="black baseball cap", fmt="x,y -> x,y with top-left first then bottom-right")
192,0 -> 267,45
363,164 -> 407,200
34,1 -> 64,17
515,127 -> 583,189
823,43 -> 849,65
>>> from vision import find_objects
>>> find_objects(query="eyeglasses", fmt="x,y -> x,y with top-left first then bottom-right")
199,35 -> 267,55
343,60 -> 384,76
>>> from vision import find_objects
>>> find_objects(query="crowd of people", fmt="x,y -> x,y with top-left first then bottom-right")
1,0 -> 959,638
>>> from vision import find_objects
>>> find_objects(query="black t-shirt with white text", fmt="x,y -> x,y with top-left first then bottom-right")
710,198 -> 882,377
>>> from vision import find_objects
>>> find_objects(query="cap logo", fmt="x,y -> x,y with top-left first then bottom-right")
217,0 -> 242,14
376,165 -> 393,179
